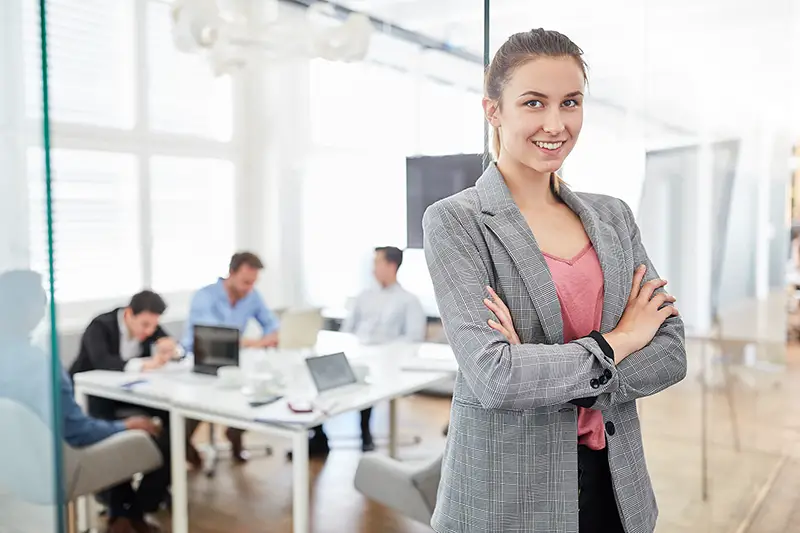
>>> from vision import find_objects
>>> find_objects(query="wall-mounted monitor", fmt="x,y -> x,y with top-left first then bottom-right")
406,153 -> 484,249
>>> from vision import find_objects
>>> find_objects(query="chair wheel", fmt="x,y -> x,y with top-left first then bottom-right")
265,446 -> 273,457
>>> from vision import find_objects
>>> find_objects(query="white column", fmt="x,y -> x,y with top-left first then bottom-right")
235,2 -> 313,310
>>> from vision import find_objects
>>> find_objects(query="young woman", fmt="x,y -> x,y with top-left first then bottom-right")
423,29 -> 687,533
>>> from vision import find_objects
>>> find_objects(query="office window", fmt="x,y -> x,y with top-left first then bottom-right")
149,156 -> 235,292
418,80 -> 482,155
22,0 -> 136,128
146,1 -> 233,140
309,59 -> 415,153
27,149 -> 142,302
302,149 -> 406,307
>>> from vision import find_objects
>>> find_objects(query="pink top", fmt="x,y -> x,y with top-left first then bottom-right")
542,242 -> 606,450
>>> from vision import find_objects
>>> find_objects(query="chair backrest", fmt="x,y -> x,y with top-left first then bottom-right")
0,398 -> 58,505
278,308 -> 323,350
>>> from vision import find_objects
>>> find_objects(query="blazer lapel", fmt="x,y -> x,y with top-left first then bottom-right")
476,165 -> 564,344
559,187 -> 627,333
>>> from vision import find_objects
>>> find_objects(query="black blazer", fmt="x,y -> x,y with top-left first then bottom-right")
68,308 -> 169,377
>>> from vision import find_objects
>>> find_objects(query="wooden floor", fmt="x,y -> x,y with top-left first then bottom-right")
132,338 -> 800,533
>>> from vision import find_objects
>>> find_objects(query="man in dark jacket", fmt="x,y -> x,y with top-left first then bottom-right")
69,290 -> 177,524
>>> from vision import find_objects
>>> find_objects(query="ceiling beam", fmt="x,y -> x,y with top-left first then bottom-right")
281,0 -> 482,63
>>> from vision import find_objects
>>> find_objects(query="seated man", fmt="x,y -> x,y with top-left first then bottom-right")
314,246 -> 426,454
0,270 -> 167,533
182,252 -> 280,464
68,290 -> 176,512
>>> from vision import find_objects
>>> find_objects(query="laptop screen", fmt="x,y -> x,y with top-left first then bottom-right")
305,352 -> 357,393
193,325 -> 240,372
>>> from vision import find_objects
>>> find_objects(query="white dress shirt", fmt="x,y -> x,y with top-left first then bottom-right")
117,309 -> 144,373
340,282 -> 426,345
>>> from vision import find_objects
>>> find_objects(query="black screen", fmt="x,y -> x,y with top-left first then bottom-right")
193,325 -> 240,369
406,153 -> 484,249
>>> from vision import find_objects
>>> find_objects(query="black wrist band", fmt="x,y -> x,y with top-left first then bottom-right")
588,330 -> 614,361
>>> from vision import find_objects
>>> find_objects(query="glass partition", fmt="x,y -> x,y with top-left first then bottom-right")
299,0 -> 488,318
0,1 -> 64,532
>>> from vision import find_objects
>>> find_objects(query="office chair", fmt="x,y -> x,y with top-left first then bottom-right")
354,452 -> 442,525
0,399 -> 162,533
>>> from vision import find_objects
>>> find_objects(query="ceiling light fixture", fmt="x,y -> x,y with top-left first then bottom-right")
169,0 -> 373,76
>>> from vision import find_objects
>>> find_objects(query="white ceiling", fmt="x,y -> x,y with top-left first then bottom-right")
338,0 -> 800,140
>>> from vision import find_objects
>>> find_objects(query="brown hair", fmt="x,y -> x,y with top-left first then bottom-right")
229,252 -> 264,273
485,29 -> 588,193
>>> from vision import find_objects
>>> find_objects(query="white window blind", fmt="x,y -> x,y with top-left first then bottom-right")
149,156 -> 235,293
146,1 -> 233,140
23,0 -> 135,128
27,148 -> 142,302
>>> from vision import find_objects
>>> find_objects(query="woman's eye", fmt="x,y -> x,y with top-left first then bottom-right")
562,99 -> 580,108
525,100 -> 543,109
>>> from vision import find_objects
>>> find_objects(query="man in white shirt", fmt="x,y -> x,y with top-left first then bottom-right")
340,246 -> 427,345
310,246 -> 426,454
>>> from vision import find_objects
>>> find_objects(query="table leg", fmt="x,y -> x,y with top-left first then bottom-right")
170,411 -> 189,533
701,342 -> 709,502
292,430 -> 310,533
388,399 -> 398,459
73,388 -> 90,532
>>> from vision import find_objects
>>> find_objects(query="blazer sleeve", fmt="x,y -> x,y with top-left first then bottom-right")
81,320 -> 126,372
591,200 -> 687,409
423,203 -> 620,411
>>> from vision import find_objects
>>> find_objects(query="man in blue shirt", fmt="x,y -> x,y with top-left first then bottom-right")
0,270 -> 165,533
182,252 -> 280,463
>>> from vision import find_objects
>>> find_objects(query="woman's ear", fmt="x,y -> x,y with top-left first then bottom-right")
482,97 -> 501,127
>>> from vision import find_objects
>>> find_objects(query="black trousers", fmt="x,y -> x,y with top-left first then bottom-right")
578,446 -> 625,533
88,397 -> 171,517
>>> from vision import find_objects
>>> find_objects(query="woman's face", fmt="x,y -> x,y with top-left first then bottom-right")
485,56 -> 585,175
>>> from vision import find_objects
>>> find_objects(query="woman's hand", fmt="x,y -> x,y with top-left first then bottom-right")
483,286 -> 521,345
605,264 -> 679,363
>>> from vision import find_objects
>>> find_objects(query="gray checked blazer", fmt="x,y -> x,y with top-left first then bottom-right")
422,163 -> 687,533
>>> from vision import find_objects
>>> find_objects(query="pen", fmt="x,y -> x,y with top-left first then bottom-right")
121,379 -> 149,389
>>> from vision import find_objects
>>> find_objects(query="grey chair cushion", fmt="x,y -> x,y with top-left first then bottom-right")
354,453 -> 442,525
0,399 -> 163,504
64,430 -> 163,501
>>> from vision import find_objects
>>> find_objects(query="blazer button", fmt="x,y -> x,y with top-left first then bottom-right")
590,378 -> 600,389
605,421 -> 616,436
599,375 -> 608,385
604,369 -> 613,380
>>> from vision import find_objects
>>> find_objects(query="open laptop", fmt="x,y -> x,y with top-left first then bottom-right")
305,352 -> 366,402
193,325 -> 240,376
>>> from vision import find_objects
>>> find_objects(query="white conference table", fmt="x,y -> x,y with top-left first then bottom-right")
73,331 -> 453,533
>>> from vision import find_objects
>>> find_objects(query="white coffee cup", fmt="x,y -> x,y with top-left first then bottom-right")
217,366 -> 243,388
351,363 -> 370,383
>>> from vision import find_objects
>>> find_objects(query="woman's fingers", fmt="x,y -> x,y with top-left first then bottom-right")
648,293 -> 676,310
484,292 -> 512,325
658,304 -> 680,321
629,265 -> 646,303
488,319 -> 511,338
489,319 -> 520,344
486,286 -> 512,316
638,278 -> 668,304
